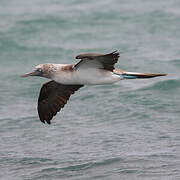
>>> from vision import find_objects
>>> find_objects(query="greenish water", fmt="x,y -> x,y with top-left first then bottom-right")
0,0 -> 180,179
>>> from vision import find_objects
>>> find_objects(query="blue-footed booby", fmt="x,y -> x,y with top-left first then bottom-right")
21,51 -> 166,124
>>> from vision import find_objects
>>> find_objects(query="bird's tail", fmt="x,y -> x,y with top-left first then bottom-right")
113,69 -> 167,79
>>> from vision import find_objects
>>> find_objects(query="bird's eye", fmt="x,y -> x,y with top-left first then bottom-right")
37,68 -> 42,72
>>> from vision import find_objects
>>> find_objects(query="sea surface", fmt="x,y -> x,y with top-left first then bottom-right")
0,0 -> 180,179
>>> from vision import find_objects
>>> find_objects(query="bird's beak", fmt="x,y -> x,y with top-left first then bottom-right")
21,70 -> 41,77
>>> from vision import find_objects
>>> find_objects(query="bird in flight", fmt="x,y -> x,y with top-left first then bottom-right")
22,51 -> 166,124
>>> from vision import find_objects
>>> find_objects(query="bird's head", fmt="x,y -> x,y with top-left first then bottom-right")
21,64 -> 55,79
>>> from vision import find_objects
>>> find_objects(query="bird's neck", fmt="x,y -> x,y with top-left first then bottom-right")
49,63 -> 74,77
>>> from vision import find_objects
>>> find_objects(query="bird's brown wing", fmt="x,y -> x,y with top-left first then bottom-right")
75,51 -> 120,71
38,81 -> 83,124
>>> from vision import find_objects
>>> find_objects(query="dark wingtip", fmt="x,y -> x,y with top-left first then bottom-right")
160,73 -> 167,76
43,117 -> 51,124
40,119 -> 51,124
121,72 -> 167,79
112,50 -> 119,55
152,73 -> 167,77
110,50 -> 120,59
39,118 -> 45,124
112,50 -> 118,53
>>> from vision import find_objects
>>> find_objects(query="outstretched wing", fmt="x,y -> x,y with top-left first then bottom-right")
75,51 -> 120,71
38,81 -> 83,124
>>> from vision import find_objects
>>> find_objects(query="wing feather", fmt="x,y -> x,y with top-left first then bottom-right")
38,81 -> 83,124
75,51 -> 120,71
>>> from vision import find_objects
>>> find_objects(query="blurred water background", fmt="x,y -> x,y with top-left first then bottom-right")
0,0 -> 180,179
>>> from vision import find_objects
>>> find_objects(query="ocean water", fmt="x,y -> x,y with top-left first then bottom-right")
0,0 -> 180,179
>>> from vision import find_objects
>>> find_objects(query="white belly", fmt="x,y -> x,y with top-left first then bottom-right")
53,68 -> 121,85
